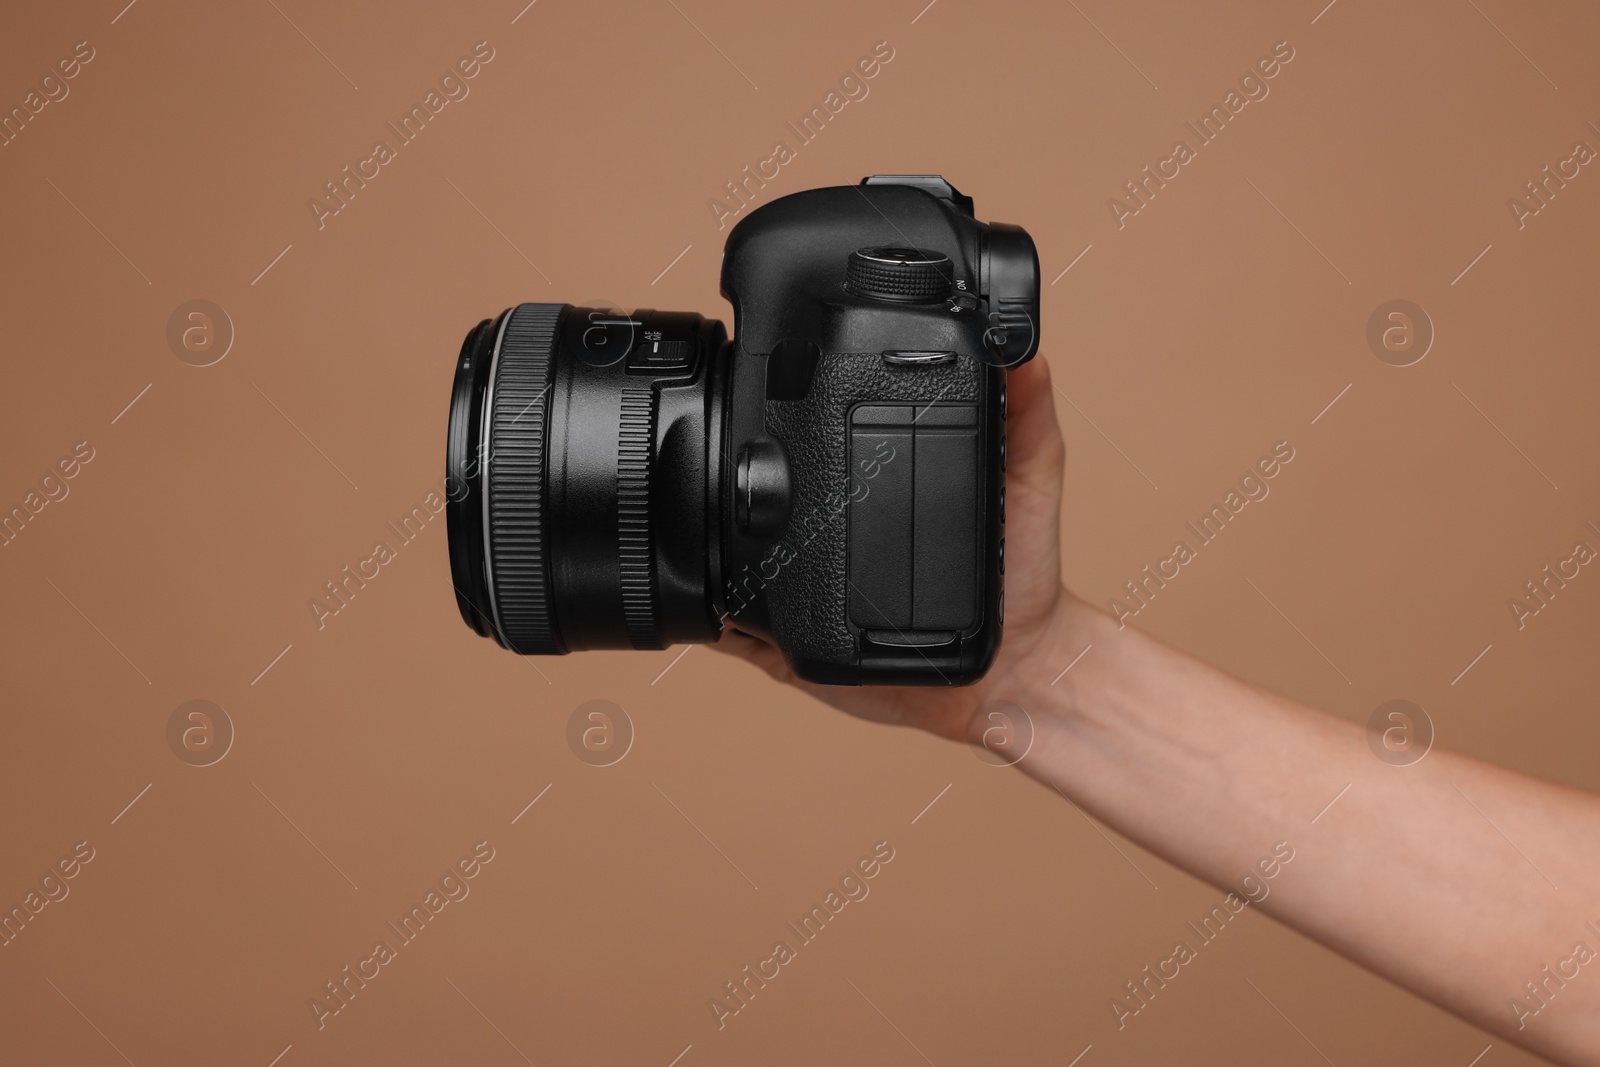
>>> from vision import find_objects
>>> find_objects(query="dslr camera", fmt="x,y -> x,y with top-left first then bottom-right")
446,175 -> 1039,685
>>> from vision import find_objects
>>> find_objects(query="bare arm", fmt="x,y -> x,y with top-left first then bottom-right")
1021,591 -> 1600,1064
715,356 -> 1600,1066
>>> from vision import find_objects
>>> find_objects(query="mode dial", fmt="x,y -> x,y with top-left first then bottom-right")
846,246 -> 953,303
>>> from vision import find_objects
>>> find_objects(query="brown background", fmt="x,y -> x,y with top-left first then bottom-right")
2,0 -> 1597,1064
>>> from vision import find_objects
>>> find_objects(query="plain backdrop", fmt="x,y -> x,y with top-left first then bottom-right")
1,1 -> 1597,1065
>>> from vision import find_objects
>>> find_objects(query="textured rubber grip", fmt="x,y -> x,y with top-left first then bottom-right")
617,386 -> 662,649
486,303 -> 563,654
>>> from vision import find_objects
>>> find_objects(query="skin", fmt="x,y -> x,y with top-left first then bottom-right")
713,356 -> 1600,1066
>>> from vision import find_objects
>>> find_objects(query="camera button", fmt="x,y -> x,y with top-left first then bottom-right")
626,338 -> 694,374
882,350 -> 956,367
947,291 -> 980,314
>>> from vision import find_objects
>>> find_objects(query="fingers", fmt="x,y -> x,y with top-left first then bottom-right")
706,629 -> 759,661
1004,355 -> 1066,494
708,630 -> 863,716
708,629 -> 796,684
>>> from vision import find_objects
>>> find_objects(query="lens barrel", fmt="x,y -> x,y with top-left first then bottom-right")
447,303 -> 728,655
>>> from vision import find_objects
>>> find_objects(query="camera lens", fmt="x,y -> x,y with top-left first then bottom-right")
446,303 -> 730,655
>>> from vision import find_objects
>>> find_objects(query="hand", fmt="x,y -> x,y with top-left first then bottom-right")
711,355 -> 1072,744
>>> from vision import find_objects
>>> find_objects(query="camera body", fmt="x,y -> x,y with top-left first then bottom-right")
446,175 -> 1039,686
719,175 -> 1038,684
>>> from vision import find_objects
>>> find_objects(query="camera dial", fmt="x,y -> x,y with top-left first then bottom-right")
846,246 -> 954,303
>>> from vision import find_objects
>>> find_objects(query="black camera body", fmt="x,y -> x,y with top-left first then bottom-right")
446,176 -> 1039,686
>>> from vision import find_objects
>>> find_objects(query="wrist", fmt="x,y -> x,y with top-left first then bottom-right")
952,589 -> 1110,751
1011,590 -> 1105,712
985,589 -> 1129,778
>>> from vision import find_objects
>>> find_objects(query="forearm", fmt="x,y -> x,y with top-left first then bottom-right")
1016,594 -> 1600,1064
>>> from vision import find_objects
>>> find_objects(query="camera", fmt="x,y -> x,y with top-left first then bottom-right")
445,175 -> 1039,685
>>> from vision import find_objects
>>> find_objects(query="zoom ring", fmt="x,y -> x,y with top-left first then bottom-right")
617,387 -> 661,650
486,304 -> 563,654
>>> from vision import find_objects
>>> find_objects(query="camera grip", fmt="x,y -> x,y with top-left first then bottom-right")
758,352 -> 994,682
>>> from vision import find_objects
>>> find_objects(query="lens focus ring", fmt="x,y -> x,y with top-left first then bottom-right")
617,387 -> 662,649
485,303 -> 563,654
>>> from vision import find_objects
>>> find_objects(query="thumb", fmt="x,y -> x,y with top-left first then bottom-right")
1004,355 -> 1066,498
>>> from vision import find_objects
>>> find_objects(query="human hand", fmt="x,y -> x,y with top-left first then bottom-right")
710,355 -> 1073,744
